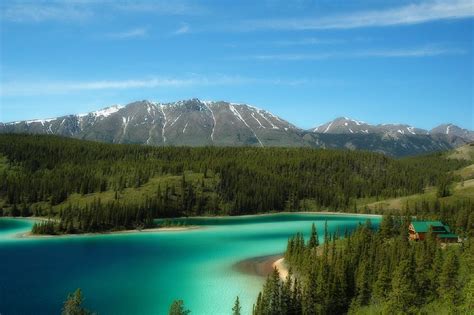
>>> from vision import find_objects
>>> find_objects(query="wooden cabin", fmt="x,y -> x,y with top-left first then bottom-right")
409,221 -> 459,243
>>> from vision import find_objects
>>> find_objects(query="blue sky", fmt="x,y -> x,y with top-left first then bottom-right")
0,0 -> 472,130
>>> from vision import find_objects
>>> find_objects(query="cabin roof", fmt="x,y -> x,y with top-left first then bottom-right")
410,221 -> 459,239
411,221 -> 445,233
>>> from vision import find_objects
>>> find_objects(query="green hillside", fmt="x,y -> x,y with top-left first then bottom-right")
0,134 -> 469,234
448,142 -> 474,161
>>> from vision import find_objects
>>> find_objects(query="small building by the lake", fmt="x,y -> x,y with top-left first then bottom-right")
408,221 -> 459,243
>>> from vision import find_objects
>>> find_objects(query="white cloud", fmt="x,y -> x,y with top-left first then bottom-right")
1,2 -> 93,22
357,46 -> 466,57
0,75 -> 312,96
244,46 -> 466,61
172,24 -> 190,35
0,1 -> 207,23
273,37 -> 346,46
114,2 -> 208,16
106,27 -> 148,39
241,0 -> 474,31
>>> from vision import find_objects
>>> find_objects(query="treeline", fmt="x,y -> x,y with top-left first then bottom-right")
253,217 -> 473,314
0,134 -> 468,233
32,199 -> 155,234
31,180 -> 207,234
401,198 -> 474,237
31,174 -> 213,234
60,289 -> 195,315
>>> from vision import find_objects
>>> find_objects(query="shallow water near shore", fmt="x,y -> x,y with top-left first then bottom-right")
0,213 -> 380,315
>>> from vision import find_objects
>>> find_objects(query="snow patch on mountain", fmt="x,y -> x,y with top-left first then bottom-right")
26,118 -> 56,125
160,105 -> 168,143
78,105 -> 124,118
324,122 -> 333,133
229,104 -> 264,146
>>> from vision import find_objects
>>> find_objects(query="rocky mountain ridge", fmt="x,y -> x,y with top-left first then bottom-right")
1,99 -> 471,157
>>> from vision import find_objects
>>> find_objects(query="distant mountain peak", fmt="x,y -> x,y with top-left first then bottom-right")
1,99 -> 299,147
430,123 -> 474,140
78,104 -> 125,118
311,117 -> 429,136
0,99 -> 471,157
312,116 -> 371,134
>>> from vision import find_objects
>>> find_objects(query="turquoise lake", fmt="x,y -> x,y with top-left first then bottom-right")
0,213 -> 380,315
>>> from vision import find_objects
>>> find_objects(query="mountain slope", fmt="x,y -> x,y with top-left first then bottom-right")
430,123 -> 474,141
302,133 -> 463,157
1,99 -> 470,157
1,99 -> 303,147
311,117 -> 428,136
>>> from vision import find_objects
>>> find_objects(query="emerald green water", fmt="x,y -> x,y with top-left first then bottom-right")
0,213 -> 379,314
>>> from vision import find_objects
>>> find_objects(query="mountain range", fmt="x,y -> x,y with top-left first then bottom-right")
1,99 -> 472,157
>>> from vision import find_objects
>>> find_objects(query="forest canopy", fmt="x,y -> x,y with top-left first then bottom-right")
0,134 -> 468,234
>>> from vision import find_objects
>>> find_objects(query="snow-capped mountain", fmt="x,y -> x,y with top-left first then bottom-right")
312,117 -> 373,134
311,117 -> 428,136
1,99 -> 303,147
430,124 -> 474,141
0,100 -> 470,157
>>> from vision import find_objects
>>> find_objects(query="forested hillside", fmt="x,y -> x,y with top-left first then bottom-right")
0,134 -> 468,234
253,218 -> 473,314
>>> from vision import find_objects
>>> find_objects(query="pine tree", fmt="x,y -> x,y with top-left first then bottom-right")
436,178 -> 452,198
462,278 -> 474,313
253,292 -> 263,315
372,264 -> 391,303
232,296 -> 241,315
61,289 -> 91,315
304,269 -> 319,314
168,300 -> 190,315
354,259 -> 371,306
385,258 -> 417,313
280,272 -> 292,314
430,247 -> 444,298
438,250 -> 460,307
291,278 -> 303,315
268,267 -> 281,314
308,223 -> 319,249
379,215 -> 394,239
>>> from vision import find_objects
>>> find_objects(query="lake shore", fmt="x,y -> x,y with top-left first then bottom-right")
15,225 -> 201,239
233,254 -> 289,280
7,211 -> 378,239
176,211 -> 381,220
169,211 -> 382,220
273,257 -> 289,280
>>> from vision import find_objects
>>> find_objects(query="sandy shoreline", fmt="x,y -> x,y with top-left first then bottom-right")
273,257 -> 289,280
15,225 -> 201,239
4,216 -> 51,222
233,254 -> 289,280
7,210 -> 377,239
188,211 -> 381,220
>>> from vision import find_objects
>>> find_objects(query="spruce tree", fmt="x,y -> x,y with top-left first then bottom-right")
308,223 -> 319,249
438,250 -> 460,307
385,258 -> 417,313
232,296 -> 241,315
462,278 -> 474,313
304,269 -> 319,315
372,264 -> 391,303
268,267 -> 281,314
354,259 -> 371,307
168,300 -> 190,315
379,215 -> 394,239
61,289 -> 91,315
